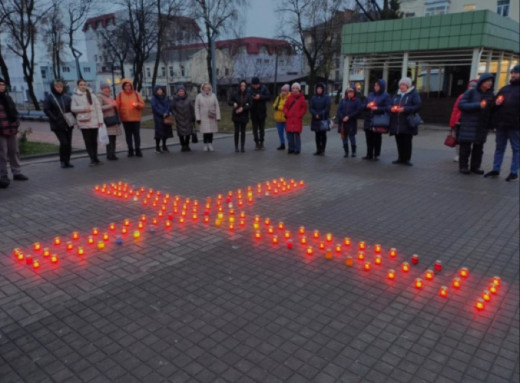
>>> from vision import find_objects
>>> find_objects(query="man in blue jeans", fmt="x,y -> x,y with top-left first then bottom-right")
485,64 -> 519,182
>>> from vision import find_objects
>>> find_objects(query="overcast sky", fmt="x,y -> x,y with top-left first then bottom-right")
243,0 -> 278,38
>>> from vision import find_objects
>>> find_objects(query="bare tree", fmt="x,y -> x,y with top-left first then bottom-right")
118,0 -> 158,91
276,0 -> 347,94
0,0 -> 52,109
0,27 -> 11,89
63,0 -> 95,80
354,0 -> 401,21
190,0 -> 248,86
99,21 -> 131,80
41,0 -> 66,79
149,0 -> 186,89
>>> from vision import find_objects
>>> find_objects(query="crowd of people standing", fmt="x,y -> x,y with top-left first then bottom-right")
0,67 -> 518,189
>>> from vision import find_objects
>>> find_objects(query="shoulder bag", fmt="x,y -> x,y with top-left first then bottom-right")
52,94 -> 75,127
407,113 -> 423,128
372,112 -> 390,133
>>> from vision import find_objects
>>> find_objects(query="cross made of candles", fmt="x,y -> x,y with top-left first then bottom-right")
11,178 -> 502,313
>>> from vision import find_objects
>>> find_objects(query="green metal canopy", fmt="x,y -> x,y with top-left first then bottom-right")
341,10 -> 520,55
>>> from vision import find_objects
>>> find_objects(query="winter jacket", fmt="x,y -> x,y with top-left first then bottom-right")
248,84 -> 270,120
388,87 -> 422,136
0,91 -> 19,136
195,89 -> 220,134
171,93 -> 195,136
449,93 -> 464,129
493,78 -> 519,131
228,88 -> 251,124
151,85 -> 173,139
309,83 -> 331,132
458,73 -> 495,144
116,78 -> 145,122
96,91 -> 122,136
363,79 -> 392,131
43,83 -> 72,132
336,92 -> 362,135
283,93 -> 307,134
273,93 -> 289,123
70,88 -> 103,129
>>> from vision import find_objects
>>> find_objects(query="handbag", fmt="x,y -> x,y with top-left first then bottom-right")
51,94 -> 75,127
163,115 -> 174,125
407,113 -> 423,128
76,113 -> 91,123
191,132 -> 198,143
444,133 -> 456,148
319,119 -> 331,132
104,113 -> 121,127
208,109 -> 217,119
98,124 -> 109,145
372,112 -> 390,133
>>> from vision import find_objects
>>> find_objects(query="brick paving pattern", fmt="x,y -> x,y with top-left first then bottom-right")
1,127 -> 518,382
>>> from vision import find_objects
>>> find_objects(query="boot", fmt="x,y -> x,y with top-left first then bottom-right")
351,145 -> 357,158
128,149 -> 134,157
135,148 -> 143,157
343,145 -> 349,158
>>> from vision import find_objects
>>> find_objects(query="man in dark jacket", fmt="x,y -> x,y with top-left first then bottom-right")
0,78 -> 28,188
248,77 -> 270,150
458,72 -> 495,174
484,64 -> 520,181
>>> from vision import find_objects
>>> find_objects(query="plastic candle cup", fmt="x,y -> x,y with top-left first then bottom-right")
255,230 -> 261,239
306,246 -> 313,255
402,262 -> 410,272
387,269 -> 396,280
319,242 -> 325,250
358,241 -> 366,250
389,248 -> 397,258
88,236 -> 94,245
425,269 -> 434,280
268,226 -> 274,234
364,262 -> 371,271
434,260 -> 442,272
97,241 -> 105,250
492,276 -> 501,286
299,226 -> 305,235
411,254 -> 419,265
54,237 -> 61,246
66,241 -> 74,251
133,230 -> 140,239
325,249 -> 333,259
92,227 -> 99,236
272,235 -> 279,244
460,267 -> 469,278
335,244 -> 342,253
439,286 -> 448,297
452,277 -> 461,288
109,223 -> 116,231
51,255 -> 58,263
278,222 -> 284,230
489,284 -> 498,294
313,230 -> 320,239
482,290 -> 491,302
286,238 -> 294,249
357,251 -> 365,261
374,255 -> 382,265
103,233 -> 109,241
215,219 -> 222,227
344,237 -> 351,246
345,256 -> 354,267
326,233 -> 333,242
32,259 -> 40,269
77,247 -> 84,255
300,236 -> 307,245
475,298 -> 485,310
284,231 -> 291,239
415,278 -> 423,289
374,244 -> 382,253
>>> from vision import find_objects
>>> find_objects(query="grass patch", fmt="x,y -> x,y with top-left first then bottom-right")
19,141 -> 59,157
141,100 -> 339,133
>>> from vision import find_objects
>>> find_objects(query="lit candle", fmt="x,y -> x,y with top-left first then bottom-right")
109,223 -> 116,231
482,290 -> 491,302
255,230 -> 261,239
32,259 -> 40,269
299,226 -> 305,235
335,244 -> 342,253
439,286 -> 448,298
489,284 -> 497,294
77,246 -> 84,255
88,236 -> 94,245
364,261 -> 371,271
425,269 -> 434,280
278,222 -> 284,230
102,233 -> 109,241
43,248 -> 50,257
306,246 -> 313,255
345,256 -> 354,267
374,244 -> 382,253
253,222 -> 260,230
374,255 -> 382,265
51,254 -> 58,263
389,248 -> 397,258
475,298 -> 485,310
415,278 -> 423,289
313,230 -> 320,239
401,262 -> 410,272
344,237 -> 351,246
268,226 -> 274,234
300,236 -> 307,245
358,241 -> 366,250
124,219 -> 130,226
326,233 -> 332,242
92,227 -> 99,236
133,230 -> 140,239
459,267 -> 469,278
387,269 -> 396,280
272,235 -> 279,244
97,241 -> 105,250
121,227 -> 128,235
33,242 -> 41,251
228,223 -> 235,231
492,276 -> 501,286
66,241 -> 74,251
264,218 -> 271,226
357,251 -> 365,261
325,249 -> 333,260
319,242 -> 325,250
54,237 -> 61,246
165,220 -> 172,228
284,230 -> 291,239
496,95 -> 504,103
452,277 -> 461,288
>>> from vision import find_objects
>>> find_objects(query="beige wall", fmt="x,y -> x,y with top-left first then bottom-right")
400,0 -> 519,22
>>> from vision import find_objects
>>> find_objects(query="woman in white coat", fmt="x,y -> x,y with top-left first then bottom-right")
195,82 -> 220,151
71,79 -> 104,166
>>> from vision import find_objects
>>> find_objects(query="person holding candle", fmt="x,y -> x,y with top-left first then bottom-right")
195,82 -> 220,151
336,87 -> 362,158
363,79 -> 391,160
170,85 -> 195,152
283,82 -> 308,155
388,77 -> 422,166
150,85 -> 173,153
458,73 -> 495,175
116,78 -> 145,157
273,84 -> 290,150
71,79 -> 104,166
449,78 -> 479,162
484,65 -> 519,182
309,82 -> 331,156
228,80 -> 251,152
97,84 -> 122,161
248,77 -> 270,150
0,78 -> 28,188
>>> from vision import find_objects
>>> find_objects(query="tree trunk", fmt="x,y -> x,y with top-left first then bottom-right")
0,52 -> 11,89
22,57 -> 39,110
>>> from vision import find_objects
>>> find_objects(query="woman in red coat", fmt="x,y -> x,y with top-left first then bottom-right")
283,82 -> 308,154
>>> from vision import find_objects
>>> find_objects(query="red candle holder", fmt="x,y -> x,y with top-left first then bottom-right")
475,298 -> 485,310
33,242 -> 41,251
345,256 -> 354,267
425,269 -> 434,280
492,276 -> 501,286
387,269 -> 396,280
335,244 -> 342,253
272,235 -> 279,245
51,255 -> 58,263
284,230 -> 291,239
389,248 -> 397,258
278,222 -> 284,230
374,244 -> 382,253
439,286 -> 448,298
77,246 -> 84,255
54,237 -> 61,246
313,230 -> 320,239
325,249 -> 333,260
434,260 -> 442,272
66,241 -> 74,251
459,267 -> 469,278
411,254 -> 419,265
374,255 -> 382,265
357,251 -> 365,261
92,227 -> 99,236
299,226 -> 305,235
415,278 -> 423,289
300,236 -> 307,245
32,259 -> 40,269
489,284 -> 498,294
344,237 -> 351,246
364,262 -> 371,271
306,246 -> 313,255
286,239 -> 294,249
43,248 -> 50,257
401,262 -> 410,272
254,230 -> 261,239
452,277 -> 461,288
326,233 -> 333,242
482,290 -> 491,302
358,241 -> 366,250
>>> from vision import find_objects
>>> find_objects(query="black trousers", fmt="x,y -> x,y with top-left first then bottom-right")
365,130 -> 382,158
106,135 -> 117,158
203,133 -> 213,143
395,134 -> 413,162
459,142 -> 484,170
315,131 -> 327,153
251,115 -> 265,144
234,122 -> 246,148
81,129 -> 99,162
53,128 -> 73,164
179,135 -> 191,146
122,121 -> 141,151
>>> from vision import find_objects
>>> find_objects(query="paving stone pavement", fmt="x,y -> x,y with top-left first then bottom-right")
1,127 -> 518,383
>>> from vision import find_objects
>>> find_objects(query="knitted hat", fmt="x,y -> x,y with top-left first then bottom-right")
511,64 -> 520,73
0,78 -> 5,84
281,84 -> 290,91
252,77 -> 260,85
100,83 -> 110,89
177,84 -> 185,92
346,87 -> 355,92
399,77 -> 412,88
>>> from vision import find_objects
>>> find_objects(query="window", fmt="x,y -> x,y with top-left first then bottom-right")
41,68 -> 47,79
225,68 -> 229,76
335,58 -> 340,69
216,68 -> 220,76
463,4 -> 476,11
425,0 -> 449,15
84,67 -> 91,73
181,65 -> 185,77
169,66 -> 174,77
62,66 -> 70,73
497,0 -> 509,16
161,67 -> 166,77
256,58 -> 262,64
264,59 -> 269,64
146,67 -> 151,77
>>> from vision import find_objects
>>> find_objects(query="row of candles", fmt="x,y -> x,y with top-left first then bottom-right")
13,179 -> 502,311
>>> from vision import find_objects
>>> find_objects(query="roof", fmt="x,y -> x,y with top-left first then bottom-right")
166,37 -> 294,55
83,13 -> 199,33
341,10 -> 520,55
